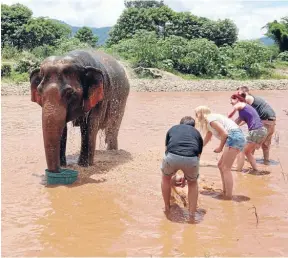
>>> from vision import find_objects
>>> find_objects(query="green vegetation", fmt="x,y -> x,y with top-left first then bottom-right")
1,0 -> 288,84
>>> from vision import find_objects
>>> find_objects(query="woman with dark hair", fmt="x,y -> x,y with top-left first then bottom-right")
228,93 -> 267,172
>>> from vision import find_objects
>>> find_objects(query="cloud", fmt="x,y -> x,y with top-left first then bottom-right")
2,0 -> 288,39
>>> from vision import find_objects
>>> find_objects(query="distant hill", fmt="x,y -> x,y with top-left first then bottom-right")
259,36 -> 275,46
70,26 -> 112,46
54,19 -> 111,45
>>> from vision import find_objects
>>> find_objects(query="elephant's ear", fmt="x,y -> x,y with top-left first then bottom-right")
30,68 -> 42,106
83,66 -> 104,112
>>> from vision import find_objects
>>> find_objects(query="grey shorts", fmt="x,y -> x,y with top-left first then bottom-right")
161,152 -> 199,181
247,126 -> 267,144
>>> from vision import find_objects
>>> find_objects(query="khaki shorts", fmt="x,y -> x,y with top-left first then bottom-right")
161,152 -> 199,181
247,126 -> 267,144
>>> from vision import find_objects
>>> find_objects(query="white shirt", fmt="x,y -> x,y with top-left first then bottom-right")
206,113 -> 239,139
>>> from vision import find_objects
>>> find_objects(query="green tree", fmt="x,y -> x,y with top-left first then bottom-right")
107,8 -> 155,45
24,17 -> 72,48
107,3 -> 238,47
201,19 -> 238,46
1,3 -> 32,48
265,16 -> 288,52
147,5 -> 174,39
124,0 -> 164,8
74,26 -> 98,47
165,12 -> 204,40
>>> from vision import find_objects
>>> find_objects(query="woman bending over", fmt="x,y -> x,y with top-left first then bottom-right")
195,106 -> 245,199
228,93 -> 267,172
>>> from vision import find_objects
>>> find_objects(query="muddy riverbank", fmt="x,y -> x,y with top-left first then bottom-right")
1,78 -> 288,96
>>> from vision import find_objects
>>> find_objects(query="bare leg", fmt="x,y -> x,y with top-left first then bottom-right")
236,151 -> 245,171
187,180 -> 198,214
161,174 -> 172,212
219,147 -> 240,199
243,143 -> 258,171
262,122 -> 275,162
217,155 -> 225,194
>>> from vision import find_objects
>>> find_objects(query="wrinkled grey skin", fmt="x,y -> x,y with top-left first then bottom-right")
30,49 -> 130,173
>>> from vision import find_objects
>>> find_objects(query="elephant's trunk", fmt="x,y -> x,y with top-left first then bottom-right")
42,87 -> 67,173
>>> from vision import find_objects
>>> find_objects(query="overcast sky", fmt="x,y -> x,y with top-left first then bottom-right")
2,0 -> 288,39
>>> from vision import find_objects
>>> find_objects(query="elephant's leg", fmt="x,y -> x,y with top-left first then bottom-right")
105,101 -> 126,150
78,118 -> 89,167
87,118 -> 100,166
78,110 -> 100,167
60,124 -> 67,166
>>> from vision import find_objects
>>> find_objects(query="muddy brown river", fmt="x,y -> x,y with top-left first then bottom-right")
2,90 -> 288,257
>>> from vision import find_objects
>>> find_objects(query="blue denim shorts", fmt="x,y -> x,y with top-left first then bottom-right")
225,128 -> 246,151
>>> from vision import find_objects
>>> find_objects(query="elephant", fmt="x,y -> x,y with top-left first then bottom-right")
30,49 -> 130,173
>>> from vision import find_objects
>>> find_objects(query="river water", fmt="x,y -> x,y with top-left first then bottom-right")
2,90 -> 288,256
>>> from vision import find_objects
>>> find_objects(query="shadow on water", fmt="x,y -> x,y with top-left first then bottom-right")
256,158 -> 280,166
200,189 -> 251,203
240,168 -> 271,176
39,149 -> 133,188
164,204 -> 207,224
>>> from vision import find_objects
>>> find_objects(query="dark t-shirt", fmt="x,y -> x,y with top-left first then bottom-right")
165,124 -> 203,157
250,95 -> 276,120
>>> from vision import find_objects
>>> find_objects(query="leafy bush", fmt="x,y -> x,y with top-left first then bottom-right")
219,40 -> 273,78
14,51 -> 40,73
1,45 -> 21,59
1,63 -> 12,76
177,38 -> 221,76
31,44 -> 55,59
277,51 -> 288,61
52,38 -> 92,56
111,30 -> 162,67
10,71 -> 29,83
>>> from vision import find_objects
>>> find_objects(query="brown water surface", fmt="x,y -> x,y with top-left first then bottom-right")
2,90 -> 288,256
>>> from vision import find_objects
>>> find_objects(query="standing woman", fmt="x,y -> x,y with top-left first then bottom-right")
195,106 -> 246,199
228,93 -> 267,172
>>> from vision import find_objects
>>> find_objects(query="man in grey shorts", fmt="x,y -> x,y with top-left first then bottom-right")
161,116 -> 203,215
237,86 -> 276,163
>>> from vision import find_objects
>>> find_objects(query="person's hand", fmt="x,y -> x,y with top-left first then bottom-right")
214,146 -> 223,153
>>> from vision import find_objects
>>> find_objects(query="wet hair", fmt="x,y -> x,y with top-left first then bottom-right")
180,116 -> 195,127
236,86 -> 250,93
231,93 -> 246,102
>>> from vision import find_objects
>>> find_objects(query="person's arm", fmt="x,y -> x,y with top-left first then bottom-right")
228,103 -> 242,118
234,116 -> 245,126
210,121 -> 228,153
165,130 -> 170,152
245,95 -> 254,105
228,107 -> 237,119
198,133 -> 204,157
203,131 -> 212,147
